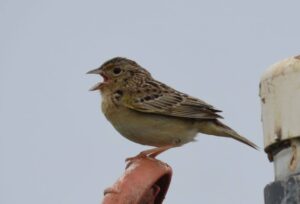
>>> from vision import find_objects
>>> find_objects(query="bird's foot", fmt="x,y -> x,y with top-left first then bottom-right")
125,145 -> 175,163
103,187 -> 120,195
125,152 -> 148,163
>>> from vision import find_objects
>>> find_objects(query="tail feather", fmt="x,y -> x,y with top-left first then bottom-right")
197,120 -> 258,150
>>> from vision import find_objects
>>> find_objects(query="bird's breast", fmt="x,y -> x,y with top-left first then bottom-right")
101,96 -> 198,147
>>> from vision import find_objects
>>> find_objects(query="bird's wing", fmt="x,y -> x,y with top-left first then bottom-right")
123,79 -> 223,119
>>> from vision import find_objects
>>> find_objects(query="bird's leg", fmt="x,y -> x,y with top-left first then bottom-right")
125,145 -> 175,162
145,145 -> 175,158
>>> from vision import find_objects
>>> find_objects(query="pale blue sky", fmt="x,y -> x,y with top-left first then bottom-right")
1,1 -> 300,203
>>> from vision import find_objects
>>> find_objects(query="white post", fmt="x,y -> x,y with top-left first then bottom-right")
260,55 -> 300,204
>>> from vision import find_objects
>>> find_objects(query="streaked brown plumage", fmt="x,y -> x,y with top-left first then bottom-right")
87,57 -> 258,158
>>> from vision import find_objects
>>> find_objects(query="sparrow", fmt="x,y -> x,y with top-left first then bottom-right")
87,57 -> 257,159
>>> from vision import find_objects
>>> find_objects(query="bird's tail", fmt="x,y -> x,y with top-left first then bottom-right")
197,120 -> 258,149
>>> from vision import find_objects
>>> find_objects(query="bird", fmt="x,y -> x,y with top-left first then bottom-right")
87,57 -> 258,159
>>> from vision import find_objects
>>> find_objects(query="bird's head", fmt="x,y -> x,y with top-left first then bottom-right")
87,57 -> 151,92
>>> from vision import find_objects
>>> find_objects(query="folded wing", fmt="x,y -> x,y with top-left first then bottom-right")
123,79 -> 222,120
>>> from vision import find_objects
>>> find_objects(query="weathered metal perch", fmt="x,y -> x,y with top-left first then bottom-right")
102,157 -> 172,204
260,55 -> 300,204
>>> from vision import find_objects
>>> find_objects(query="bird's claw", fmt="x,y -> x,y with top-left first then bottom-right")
104,187 -> 119,195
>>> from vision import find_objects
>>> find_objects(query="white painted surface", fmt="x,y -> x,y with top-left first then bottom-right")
260,55 -> 300,149
273,139 -> 300,180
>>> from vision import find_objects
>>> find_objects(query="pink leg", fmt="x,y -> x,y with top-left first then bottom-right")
125,145 -> 175,162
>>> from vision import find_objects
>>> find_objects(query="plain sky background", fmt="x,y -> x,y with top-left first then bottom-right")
1,0 -> 300,203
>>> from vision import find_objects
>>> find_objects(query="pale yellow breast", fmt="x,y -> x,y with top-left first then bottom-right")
101,94 -> 199,147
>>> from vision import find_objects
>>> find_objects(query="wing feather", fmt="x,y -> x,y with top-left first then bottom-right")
123,79 -> 222,120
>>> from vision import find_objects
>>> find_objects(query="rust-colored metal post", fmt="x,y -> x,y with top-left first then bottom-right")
102,157 -> 172,204
260,55 -> 300,204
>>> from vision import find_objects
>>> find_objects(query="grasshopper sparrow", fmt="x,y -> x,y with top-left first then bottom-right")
87,57 -> 257,158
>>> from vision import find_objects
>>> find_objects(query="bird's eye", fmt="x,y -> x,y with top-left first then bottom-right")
113,67 -> 122,75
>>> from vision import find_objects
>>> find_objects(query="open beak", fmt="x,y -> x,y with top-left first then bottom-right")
87,68 -> 106,91
86,68 -> 102,75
